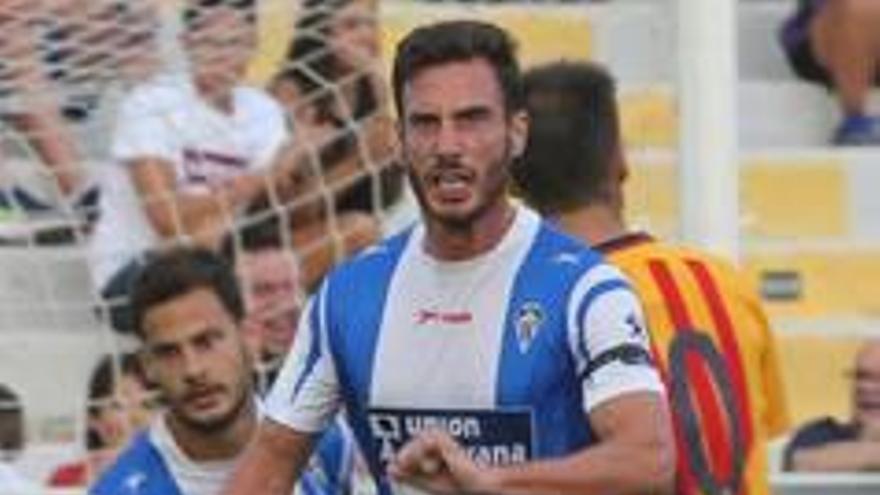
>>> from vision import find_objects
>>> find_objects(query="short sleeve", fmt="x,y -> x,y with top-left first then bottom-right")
112,87 -> 181,164
567,264 -> 666,413
239,89 -> 289,171
265,284 -> 342,434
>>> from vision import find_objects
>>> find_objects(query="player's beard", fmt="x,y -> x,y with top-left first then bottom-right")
171,349 -> 255,435
407,140 -> 512,233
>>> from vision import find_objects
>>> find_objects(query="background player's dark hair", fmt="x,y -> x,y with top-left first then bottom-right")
86,353 -> 153,450
87,353 -> 149,417
221,211 -> 286,268
392,20 -> 524,116
513,61 -> 622,215
182,0 -> 257,28
130,248 -> 245,339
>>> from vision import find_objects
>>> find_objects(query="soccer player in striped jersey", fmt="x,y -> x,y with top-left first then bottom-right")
515,61 -> 790,495
90,248 -> 354,495
223,20 -> 675,495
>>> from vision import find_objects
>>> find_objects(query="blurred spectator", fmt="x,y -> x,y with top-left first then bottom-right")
222,215 -> 304,394
0,0 -> 161,228
515,61 -> 790,495
271,0 -> 405,226
0,383 -> 37,492
48,353 -> 159,487
90,247 -> 357,495
0,383 -> 24,458
784,339 -> 880,472
88,0 -> 308,334
780,0 -> 880,145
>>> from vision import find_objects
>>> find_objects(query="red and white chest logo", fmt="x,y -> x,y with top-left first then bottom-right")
415,309 -> 474,326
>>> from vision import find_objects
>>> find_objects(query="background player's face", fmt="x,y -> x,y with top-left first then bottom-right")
183,7 -> 256,88
329,0 -> 379,73
400,58 -> 526,228
238,249 -> 303,360
853,343 -> 880,438
89,372 -> 157,452
141,288 -> 252,433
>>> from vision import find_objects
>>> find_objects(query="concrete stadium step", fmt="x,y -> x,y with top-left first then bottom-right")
0,245 -> 101,334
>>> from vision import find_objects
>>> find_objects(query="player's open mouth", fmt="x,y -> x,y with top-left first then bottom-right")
428,169 -> 473,200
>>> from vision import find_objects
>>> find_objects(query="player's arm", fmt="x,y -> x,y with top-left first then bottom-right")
128,157 -> 264,248
223,419 -> 317,495
788,441 -> 880,472
392,266 -> 676,494
391,392 -> 673,495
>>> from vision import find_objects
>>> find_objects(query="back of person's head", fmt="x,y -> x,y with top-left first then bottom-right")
0,384 -> 23,459
852,339 -> 880,433
392,20 -> 523,117
514,61 -> 623,215
130,248 -> 244,339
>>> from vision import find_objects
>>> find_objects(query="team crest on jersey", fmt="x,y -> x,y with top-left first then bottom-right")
515,302 -> 545,353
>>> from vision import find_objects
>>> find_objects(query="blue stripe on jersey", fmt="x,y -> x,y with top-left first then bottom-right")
496,223 -> 607,458
291,285 -> 326,403
324,230 -> 412,495
574,278 -> 631,364
90,432 -> 182,495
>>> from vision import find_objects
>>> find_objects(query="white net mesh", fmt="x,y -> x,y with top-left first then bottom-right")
6,1 -> 864,493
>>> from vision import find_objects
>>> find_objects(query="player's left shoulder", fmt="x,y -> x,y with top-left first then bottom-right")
90,431 -> 180,495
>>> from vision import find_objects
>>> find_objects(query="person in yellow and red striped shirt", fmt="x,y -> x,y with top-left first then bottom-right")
514,60 -> 790,495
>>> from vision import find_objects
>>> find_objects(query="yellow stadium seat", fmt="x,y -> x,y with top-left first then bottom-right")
742,158 -> 848,239
619,87 -> 678,149
776,334 -> 862,426
381,2 -> 592,68
624,157 -> 849,240
745,249 -> 880,318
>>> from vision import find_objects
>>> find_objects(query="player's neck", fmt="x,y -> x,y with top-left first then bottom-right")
165,396 -> 258,462
423,200 -> 516,262
554,204 -> 628,247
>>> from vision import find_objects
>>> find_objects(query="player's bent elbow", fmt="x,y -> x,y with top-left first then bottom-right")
647,438 -> 677,494
631,420 -> 677,494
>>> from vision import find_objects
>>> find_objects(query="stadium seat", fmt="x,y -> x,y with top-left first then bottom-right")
775,333 -> 863,425
624,154 -> 851,240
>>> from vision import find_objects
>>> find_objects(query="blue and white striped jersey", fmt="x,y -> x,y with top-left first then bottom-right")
266,207 -> 664,494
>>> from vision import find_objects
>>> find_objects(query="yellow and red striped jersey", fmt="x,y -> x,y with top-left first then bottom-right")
597,232 -> 789,495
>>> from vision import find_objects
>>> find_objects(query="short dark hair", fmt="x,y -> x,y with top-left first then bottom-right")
221,211 -> 286,268
182,0 -> 256,28
513,61 -> 622,214
130,248 -> 245,339
391,20 -> 524,116
87,353 -> 148,416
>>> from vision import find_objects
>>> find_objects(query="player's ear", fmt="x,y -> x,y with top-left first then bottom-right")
509,109 -> 529,159
137,349 -> 158,385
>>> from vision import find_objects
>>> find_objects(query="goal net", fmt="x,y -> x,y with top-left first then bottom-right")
6,0 -> 679,491
5,0 -> 871,493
